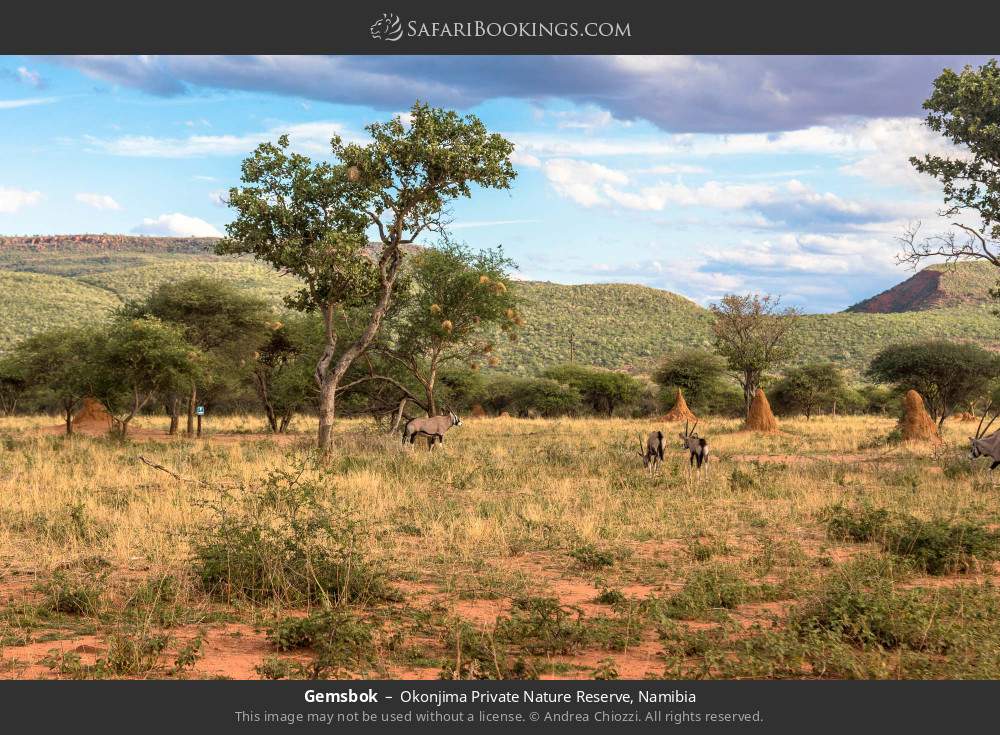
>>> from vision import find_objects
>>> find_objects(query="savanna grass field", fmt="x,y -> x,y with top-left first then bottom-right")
2,412 -> 999,680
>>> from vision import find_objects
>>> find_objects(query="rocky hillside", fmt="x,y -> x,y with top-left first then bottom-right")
847,262 -> 999,313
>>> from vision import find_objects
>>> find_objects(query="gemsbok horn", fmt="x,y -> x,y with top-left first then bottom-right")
970,400 -> 1000,471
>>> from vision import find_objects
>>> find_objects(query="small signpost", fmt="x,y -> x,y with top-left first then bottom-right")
195,405 -> 205,437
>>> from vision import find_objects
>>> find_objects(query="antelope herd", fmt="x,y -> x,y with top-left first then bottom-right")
398,406 -> 1000,478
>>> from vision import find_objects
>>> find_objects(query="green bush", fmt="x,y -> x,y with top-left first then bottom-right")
494,596 -> 590,656
36,571 -> 103,616
569,543 -> 615,570
265,609 -> 378,676
822,504 -> 1000,574
192,460 -> 399,606
661,565 -> 755,619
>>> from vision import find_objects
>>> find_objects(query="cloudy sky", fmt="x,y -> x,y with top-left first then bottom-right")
0,55 -> 988,311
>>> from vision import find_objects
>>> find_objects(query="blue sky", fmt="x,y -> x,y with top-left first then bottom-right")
0,55 -> 989,312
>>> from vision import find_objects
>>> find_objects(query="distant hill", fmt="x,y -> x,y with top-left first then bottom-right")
847,261 -> 999,313
2,236 -> 999,375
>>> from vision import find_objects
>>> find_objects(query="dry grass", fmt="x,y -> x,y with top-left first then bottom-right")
1,413 -> 998,679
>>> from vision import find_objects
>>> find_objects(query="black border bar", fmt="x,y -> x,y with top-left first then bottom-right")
3,0 -> 1000,54
1,680 -> 997,734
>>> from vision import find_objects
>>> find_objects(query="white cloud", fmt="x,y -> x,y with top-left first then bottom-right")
839,117 -> 967,190
701,233 -> 899,277
16,66 -> 43,87
541,159 -> 911,230
84,120 -> 352,158
550,107 -> 618,131
511,118 -> 940,162
450,219 -> 536,230
0,97 -> 58,110
542,158 -> 629,207
75,192 -> 121,210
0,186 -> 42,213
631,164 -> 707,175
132,213 -> 223,237
510,149 -> 541,168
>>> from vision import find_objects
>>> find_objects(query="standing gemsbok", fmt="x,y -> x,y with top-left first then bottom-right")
679,420 -> 709,472
402,410 -> 463,449
969,404 -> 1000,471
638,431 -> 666,475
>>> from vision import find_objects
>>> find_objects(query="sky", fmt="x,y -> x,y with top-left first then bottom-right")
0,55 -> 990,312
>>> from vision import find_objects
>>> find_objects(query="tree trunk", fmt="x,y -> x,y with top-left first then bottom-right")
186,384 -> 197,436
168,397 -> 180,435
251,368 -> 280,433
316,244 -> 404,453
742,380 -> 754,419
278,414 -> 291,433
391,398 -> 408,433
426,367 -> 438,417
64,403 -> 73,436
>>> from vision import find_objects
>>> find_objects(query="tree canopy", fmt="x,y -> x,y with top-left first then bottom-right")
380,240 -> 521,415
771,363 -> 846,419
902,60 -> 1000,274
90,317 -> 203,436
867,339 -> 1000,425
6,327 -> 99,434
542,364 -> 643,417
121,276 -> 273,433
652,348 -> 730,413
711,294 -> 800,417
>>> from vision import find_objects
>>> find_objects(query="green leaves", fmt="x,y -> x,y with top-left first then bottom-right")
912,60 -> 1000,240
866,339 -> 1000,421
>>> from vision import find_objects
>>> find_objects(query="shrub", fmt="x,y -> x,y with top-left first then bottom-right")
509,377 -> 581,417
266,610 -> 374,656
122,575 -> 192,628
439,620 -> 536,680
595,588 -> 626,606
494,596 -> 590,655
569,543 -> 615,570
36,571 -> 103,616
192,460 -> 398,606
662,565 -> 754,619
822,505 -> 1000,575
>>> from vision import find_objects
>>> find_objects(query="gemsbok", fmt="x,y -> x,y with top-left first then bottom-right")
969,406 -> 1000,471
679,420 -> 709,472
402,410 -> 462,449
639,431 -> 666,475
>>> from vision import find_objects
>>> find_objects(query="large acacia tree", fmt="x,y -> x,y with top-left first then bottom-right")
867,340 -> 1000,426
711,293 -> 800,417
90,317 -> 203,437
221,102 -> 516,451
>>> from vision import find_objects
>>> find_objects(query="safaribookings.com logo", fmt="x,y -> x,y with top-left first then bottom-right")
370,13 -> 631,42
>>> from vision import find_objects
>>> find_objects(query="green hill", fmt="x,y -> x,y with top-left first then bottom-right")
1,236 -> 999,376
0,271 -> 121,348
